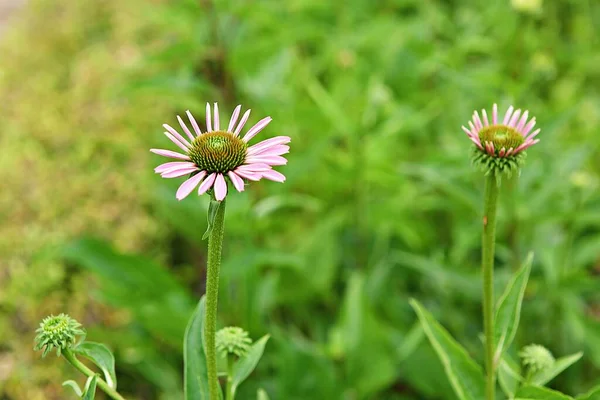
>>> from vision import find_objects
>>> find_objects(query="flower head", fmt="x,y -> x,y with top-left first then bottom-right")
34,314 -> 85,357
216,326 -> 252,358
151,103 -> 290,201
519,344 -> 555,372
462,104 -> 540,178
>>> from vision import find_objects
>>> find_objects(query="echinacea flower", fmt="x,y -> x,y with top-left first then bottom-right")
463,104 -> 540,178
151,103 -> 290,201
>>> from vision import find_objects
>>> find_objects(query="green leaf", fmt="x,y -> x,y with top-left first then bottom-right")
576,385 -> 600,400
62,380 -> 83,397
495,253 -> 534,358
531,352 -> 583,386
202,200 -> 221,240
498,354 -> 522,398
184,297 -> 211,400
231,335 -> 270,397
410,299 -> 485,400
73,342 -> 117,389
82,375 -> 98,400
257,388 -> 270,400
515,385 -> 574,399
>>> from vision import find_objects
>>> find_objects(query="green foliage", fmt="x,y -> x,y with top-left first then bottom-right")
73,342 -> 118,390
230,335 -> 270,398
184,297 -> 212,400
82,375 -> 98,400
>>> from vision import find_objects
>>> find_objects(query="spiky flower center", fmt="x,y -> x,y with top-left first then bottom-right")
188,131 -> 247,173
216,326 -> 252,358
478,125 -> 525,155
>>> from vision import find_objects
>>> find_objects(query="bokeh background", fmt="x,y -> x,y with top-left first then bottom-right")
1,0 -> 600,399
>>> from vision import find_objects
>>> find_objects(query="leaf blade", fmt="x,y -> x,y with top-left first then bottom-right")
74,342 -> 117,389
231,335 -> 270,396
531,352 -> 583,386
184,297 -> 210,400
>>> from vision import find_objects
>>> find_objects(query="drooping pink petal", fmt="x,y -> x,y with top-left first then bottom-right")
206,103 -> 212,132
162,166 -> 200,178
237,163 -> 272,172
234,168 -> 262,181
247,136 -> 291,155
186,110 -> 202,136
503,105 -> 514,125
242,116 -> 272,143
227,105 -> 241,132
155,161 -> 196,173
150,149 -> 191,160
482,109 -> 489,126
493,104 -> 498,125
260,169 -> 286,182
516,110 -> 528,132
163,124 -> 191,148
251,145 -> 289,157
245,155 -> 287,166
213,102 -> 220,131
214,173 -> 228,200
228,171 -> 245,192
176,171 -> 206,200
508,109 -> 521,127
522,118 -> 536,136
177,116 -> 195,141
198,173 -> 216,195
233,110 -> 251,136
164,132 -> 190,152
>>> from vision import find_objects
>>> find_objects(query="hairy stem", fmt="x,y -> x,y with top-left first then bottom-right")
482,173 -> 499,400
62,349 -> 126,400
205,198 -> 227,400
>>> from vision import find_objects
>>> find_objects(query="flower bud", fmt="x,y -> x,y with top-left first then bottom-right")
216,326 -> 252,358
34,314 -> 85,357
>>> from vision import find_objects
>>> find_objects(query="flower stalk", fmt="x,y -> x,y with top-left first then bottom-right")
62,349 -> 126,400
205,198 -> 227,400
482,172 -> 499,400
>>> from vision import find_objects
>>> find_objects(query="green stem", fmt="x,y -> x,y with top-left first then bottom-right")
62,349 -> 126,400
225,355 -> 235,400
482,173 -> 499,400
205,198 -> 227,400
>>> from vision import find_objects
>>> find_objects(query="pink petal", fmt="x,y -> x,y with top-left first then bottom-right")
499,147 -> 506,157
468,121 -> 477,135
150,149 -> 191,160
252,145 -> 289,157
177,116 -> 195,141
162,166 -> 200,178
206,103 -> 212,132
237,163 -> 273,172
198,173 -> 216,195
234,169 -> 261,181
522,118 -> 536,137
155,161 -> 196,173
163,124 -> 191,148
227,105 -> 241,132
247,136 -> 291,155
503,105 -> 514,125
233,110 -> 251,136
462,126 -> 476,139
473,111 -> 483,130
228,171 -> 245,192
186,110 -> 202,136
176,171 -> 206,200
493,104 -> 498,125
469,136 -> 483,149
506,147 -> 514,157
213,102 -> 220,131
515,139 -> 539,153
508,109 -> 521,127
482,109 -> 489,126
260,169 -> 286,182
245,155 -> 287,166
214,173 -> 227,200
164,132 -> 190,152
526,128 -> 541,140
516,110 -> 528,132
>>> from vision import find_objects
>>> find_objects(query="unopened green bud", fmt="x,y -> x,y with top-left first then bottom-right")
216,326 -> 252,358
520,344 -> 555,372
34,314 -> 85,357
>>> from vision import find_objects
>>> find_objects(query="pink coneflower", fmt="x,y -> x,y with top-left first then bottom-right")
462,104 -> 540,158
151,103 -> 290,201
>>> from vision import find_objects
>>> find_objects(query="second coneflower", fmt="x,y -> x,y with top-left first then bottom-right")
151,103 -> 290,201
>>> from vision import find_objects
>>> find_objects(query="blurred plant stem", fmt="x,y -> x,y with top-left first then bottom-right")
62,349 -> 126,400
482,173 -> 499,400
506,175 -> 521,271
206,198 -> 227,400
225,355 -> 235,400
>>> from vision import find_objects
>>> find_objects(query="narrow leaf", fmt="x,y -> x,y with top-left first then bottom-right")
495,253 -> 534,358
576,385 -> 600,400
184,297 -> 210,400
498,354 -> 522,398
532,352 -> 583,386
257,388 -> 270,400
231,335 -> 270,396
74,342 -> 117,389
62,380 -> 83,397
202,200 -> 221,240
516,385 -> 574,399
410,299 -> 485,400
82,375 -> 98,400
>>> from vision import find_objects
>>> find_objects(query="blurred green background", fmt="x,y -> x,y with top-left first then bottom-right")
1,0 -> 599,399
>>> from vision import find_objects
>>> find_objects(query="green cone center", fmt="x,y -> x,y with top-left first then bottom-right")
188,131 -> 247,173
478,125 -> 524,153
